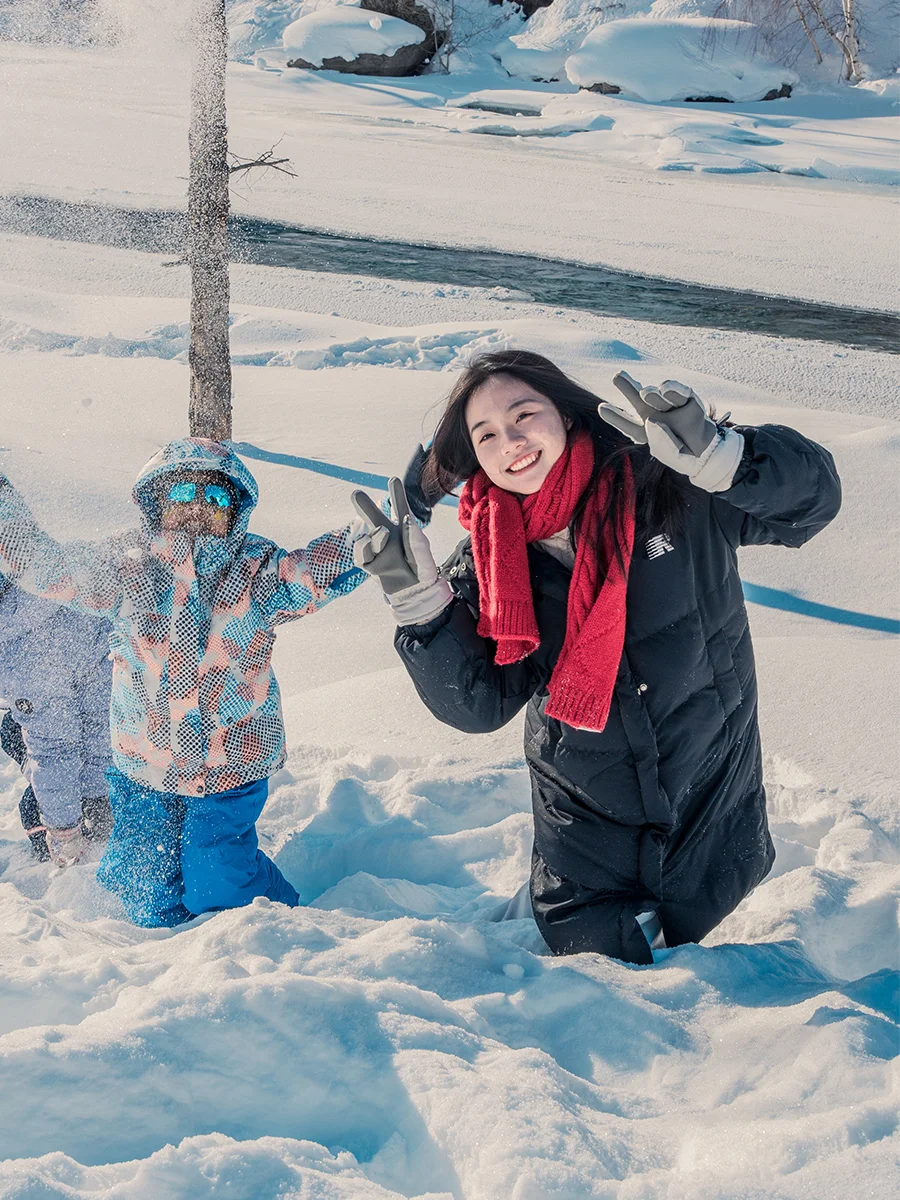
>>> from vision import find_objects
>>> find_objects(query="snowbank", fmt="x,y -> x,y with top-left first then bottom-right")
566,18 -> 798,102
493,36 -> 568,82
282,5 -> 425,67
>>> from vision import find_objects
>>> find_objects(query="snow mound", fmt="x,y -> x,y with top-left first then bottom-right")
493,37 -> 569,83
566,18 -> 798,103
283,5 -> 426,68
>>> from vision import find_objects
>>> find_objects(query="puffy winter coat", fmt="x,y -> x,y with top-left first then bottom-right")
396,425 -> 841,958
0,584 -> 111,827
0,439 -> 365,797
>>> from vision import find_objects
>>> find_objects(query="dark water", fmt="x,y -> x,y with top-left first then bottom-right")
1,194 -> 896,353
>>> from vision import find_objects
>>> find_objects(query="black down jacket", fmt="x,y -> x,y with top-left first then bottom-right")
396,425 -> 841,963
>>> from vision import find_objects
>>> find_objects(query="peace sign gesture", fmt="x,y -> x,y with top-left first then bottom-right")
598,372 -> 743,494
352,477 -> 425,595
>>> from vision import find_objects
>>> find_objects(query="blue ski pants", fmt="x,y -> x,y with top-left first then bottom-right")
97,767 -> 299,927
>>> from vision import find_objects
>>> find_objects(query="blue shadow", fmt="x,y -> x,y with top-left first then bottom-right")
234,441 -> 899,635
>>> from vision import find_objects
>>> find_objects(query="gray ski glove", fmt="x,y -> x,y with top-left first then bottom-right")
599,371 -> 744,493
351,477 -> 452,626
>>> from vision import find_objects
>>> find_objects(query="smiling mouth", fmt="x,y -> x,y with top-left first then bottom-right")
507,450 -> 541,475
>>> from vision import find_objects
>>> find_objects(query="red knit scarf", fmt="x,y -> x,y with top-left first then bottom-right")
458,431 -> 635,733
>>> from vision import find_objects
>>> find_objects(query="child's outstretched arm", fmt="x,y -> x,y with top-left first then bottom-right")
256,522 -> 367,626
0,473 -> 127,617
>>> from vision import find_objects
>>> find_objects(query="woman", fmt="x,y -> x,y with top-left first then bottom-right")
351,351 -> 840,964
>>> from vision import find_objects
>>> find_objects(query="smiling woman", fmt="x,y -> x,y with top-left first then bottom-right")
351,348 -> 843,964
465,375 -> 572,495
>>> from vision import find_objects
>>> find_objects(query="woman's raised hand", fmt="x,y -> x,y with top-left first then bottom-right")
351,478 -> 453,625
598,371 -> 744,494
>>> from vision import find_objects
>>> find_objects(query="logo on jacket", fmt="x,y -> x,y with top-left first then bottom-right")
646,534 -> 674,560
14,698 -> 33,716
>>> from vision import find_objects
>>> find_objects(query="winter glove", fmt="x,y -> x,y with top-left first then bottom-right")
599,372 -> 744,493
400,443 -> 443,527
46,823 -> 88,868
351,477 -> 453,626
82,794 -> 113,842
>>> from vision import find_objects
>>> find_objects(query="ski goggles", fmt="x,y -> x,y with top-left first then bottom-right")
165,481 -> 233,509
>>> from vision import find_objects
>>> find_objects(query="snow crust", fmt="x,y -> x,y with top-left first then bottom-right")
282,5 -> 425,67
0,233 -> 897,1198
565,18 -> 798,103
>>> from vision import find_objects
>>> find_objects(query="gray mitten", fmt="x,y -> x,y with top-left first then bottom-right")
599,371 -> 743,493
352,478 -> 452,626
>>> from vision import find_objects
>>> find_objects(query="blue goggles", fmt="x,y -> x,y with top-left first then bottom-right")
165,481 -> 233,509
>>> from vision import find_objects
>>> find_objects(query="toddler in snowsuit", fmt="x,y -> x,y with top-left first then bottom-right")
0,577 -> 112,865
0,439 -> 365,926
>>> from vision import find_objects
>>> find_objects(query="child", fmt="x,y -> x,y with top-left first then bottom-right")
0,576 -> 112,865
0,439 -> 365,925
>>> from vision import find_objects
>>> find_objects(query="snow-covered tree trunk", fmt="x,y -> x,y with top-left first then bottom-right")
188,0 -> 232,442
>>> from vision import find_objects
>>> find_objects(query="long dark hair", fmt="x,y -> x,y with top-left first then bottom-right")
422,350 -> 688,559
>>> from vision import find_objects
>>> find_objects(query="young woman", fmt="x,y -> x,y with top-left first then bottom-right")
351,350 -> 841,964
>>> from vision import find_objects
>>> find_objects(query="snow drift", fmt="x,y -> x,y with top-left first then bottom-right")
282,5 -> 426,68
565,18 -> 798,103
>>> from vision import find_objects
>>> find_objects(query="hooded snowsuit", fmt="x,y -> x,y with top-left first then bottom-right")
395,424 -> 841,963
0,584 -> 111,830
0,439 -> 365,923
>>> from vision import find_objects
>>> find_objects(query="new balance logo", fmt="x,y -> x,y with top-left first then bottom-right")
646,534 -> 674,560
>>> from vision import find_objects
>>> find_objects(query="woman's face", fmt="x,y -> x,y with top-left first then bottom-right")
465,373 -> 570,495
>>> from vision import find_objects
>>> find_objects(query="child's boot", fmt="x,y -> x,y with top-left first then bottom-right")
18,786 -> 49,862
46,825 -> 88,868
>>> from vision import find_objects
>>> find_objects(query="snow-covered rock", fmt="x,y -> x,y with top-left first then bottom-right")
283,4 -> 430,75
565,18 -> 798,103
493,35 -> 568,82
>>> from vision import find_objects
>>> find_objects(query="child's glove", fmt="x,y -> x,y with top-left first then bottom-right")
599,371 -> 744,493
82,794 -> 113,842
46,824 -> 88,868
401,443 -> 443,527
352,478 -> 452,626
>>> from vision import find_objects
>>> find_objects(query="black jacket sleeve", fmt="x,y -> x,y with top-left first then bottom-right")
394,592 -> 554,735
712,424 -> 841,548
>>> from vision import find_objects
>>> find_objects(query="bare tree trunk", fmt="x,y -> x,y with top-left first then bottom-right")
188,0 -> 232,441
792,0 -> 824,64
841,0 -> 863,81
806,0 -> 861,81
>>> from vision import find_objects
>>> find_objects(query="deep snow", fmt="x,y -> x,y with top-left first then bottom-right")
564,19 -> 798,103
282,7 -> 426,68
0,230 -> 897,1198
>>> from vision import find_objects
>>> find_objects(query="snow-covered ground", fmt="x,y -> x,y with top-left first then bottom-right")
0,40 -> 898,311
0,228 -> 897,1198
0,6 -> 898,1193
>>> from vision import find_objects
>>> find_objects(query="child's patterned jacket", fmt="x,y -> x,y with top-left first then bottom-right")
0,439 -> 365,797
